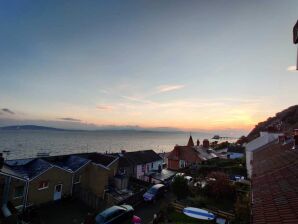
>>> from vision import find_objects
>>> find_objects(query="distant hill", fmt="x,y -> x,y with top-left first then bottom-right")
0,125 -> 66,131
247,105 -> 298,141
0,125 -> 184,133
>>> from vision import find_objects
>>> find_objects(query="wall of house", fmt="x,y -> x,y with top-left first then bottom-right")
81,163 -> 109,198
168,159 -> 179,170
136,160 -> 164,181
0,174 -> 5,205
26,167 -> 72,207
8,178 -> 26,208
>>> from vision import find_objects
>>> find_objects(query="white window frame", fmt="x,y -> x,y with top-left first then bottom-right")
74,175 -> 81,184
38,181 -> 49,190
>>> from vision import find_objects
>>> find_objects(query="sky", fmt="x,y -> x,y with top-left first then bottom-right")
0,0 -> 297,135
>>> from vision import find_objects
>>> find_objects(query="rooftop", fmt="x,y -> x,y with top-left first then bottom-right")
123,150 -> 162,165
252,140 -> 298,223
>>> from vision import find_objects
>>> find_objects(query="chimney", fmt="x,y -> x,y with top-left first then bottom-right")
203,139 -> 210,148
197,139 -> 200,146
294,129 -> 298,149
121,150 -> 126,154
278,135 -> 285,144
0,153 -> 4,169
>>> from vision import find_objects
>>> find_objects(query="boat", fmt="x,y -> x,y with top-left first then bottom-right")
183,207 -> 215,220
212,135 -> 220,140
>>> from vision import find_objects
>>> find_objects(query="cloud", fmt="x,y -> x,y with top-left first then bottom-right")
287,65 -> 297,72
156,84 -> 185,93
58,117 -> 81,122
97,105 -> 115,110
1,108 -> 15,115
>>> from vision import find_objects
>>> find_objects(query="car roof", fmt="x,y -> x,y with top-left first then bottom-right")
151,184 -> 164,189
100,205 -> 126,217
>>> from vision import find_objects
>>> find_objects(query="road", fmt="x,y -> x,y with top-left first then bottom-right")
134,191 -> 173,224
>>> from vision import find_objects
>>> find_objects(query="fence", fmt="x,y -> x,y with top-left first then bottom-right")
74,187 -> 104,210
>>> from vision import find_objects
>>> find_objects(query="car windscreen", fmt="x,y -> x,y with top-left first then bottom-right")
95,214 -> 105,224
148,187 -> 158,194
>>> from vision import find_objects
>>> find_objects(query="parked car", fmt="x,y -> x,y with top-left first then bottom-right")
143,184 -> 165,202
95,204 -> 141,224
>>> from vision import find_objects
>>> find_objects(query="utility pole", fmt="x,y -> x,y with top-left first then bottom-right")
293,20 -> 298,70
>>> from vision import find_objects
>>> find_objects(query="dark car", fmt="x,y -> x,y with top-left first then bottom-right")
95,204 -> 140,224
143,184 -> 165,202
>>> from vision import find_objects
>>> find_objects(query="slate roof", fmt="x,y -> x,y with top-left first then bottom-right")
45,155 -> 90,172
2,152 -> 117,180
123,150 -> 162,165
79,152 -> 118,167
5,158 -> 52,179
252,140 -> 298,223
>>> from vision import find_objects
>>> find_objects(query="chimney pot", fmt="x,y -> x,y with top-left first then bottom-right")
278,135 -> 286,144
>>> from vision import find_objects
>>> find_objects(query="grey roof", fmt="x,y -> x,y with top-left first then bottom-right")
77,152 -> 118,167
5,158 -> 52,179
123,150 -> 162,165
149,169 -> 176,182
45,155 -> 90,172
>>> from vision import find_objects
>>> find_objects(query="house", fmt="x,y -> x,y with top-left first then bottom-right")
0,152 -> 119,212
122,150 -> 163,182
167,135 -> 217,170
251,130 -> 298,223
245,131 -> 282,178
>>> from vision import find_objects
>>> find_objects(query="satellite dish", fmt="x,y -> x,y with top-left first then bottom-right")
293,20 -> 298,44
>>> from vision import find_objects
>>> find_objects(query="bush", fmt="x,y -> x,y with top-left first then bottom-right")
205,172 -> 236,199
172,176 -> 189,200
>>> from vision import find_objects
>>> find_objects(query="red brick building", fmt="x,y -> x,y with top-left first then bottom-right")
167,136 -> 202,170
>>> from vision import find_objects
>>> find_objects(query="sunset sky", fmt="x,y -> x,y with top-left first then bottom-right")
0,0 -> 298,134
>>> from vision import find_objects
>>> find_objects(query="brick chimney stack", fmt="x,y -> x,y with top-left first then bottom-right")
0,153 -> 4,169
278,135 -> 285,144
203,139 -> 210,148
197,139 -> 200,146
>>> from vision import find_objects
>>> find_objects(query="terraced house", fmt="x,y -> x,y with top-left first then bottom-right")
0,152 -> 119,214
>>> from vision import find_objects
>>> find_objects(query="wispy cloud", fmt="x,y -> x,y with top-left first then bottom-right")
58,117 -> 81,122
287,65 -> 297,72
156,84 -> 185,93
97,105 -> 115,110
1,108 -> 15,115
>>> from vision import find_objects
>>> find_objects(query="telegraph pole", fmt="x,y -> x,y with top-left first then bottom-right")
293,20 -> 298,70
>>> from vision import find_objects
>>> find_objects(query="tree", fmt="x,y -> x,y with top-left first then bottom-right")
205,172 -> 235,199
172,176 -> 189,200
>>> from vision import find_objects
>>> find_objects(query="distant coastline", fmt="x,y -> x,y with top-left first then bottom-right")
0,125 -> 186,134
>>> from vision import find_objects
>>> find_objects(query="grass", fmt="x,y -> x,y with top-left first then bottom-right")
166,211 -> 212,224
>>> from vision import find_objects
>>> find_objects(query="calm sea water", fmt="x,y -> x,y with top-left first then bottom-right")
0,130 -> 214,160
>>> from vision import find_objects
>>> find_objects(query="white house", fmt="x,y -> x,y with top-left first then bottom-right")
122,150 -> 163,182
245,132 -> 282,178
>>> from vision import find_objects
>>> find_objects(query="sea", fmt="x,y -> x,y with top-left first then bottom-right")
0,130 -> 215,160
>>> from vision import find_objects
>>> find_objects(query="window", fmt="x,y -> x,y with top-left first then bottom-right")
142,165 -> 145,172
74,175 -> 81,184
14,186 -> 24,198
38,181 -> 49,190
151,163 -> 153,169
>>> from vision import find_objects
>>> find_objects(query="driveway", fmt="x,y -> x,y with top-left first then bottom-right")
134,191 -> 173,224
36,198 -> 94,224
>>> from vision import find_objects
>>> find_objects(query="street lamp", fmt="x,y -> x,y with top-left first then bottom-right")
293,20 -> 298,70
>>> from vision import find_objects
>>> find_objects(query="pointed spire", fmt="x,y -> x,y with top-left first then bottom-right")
187,134 -> 194,147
